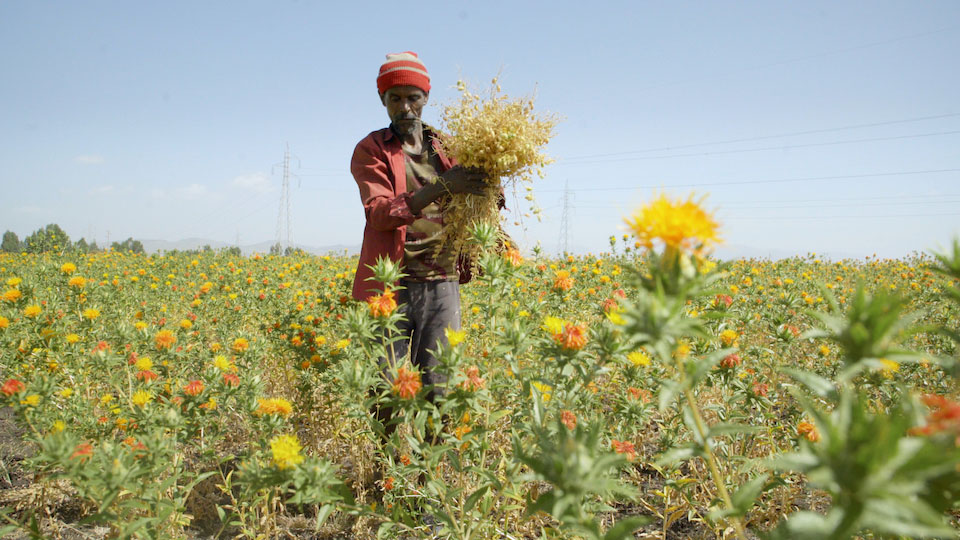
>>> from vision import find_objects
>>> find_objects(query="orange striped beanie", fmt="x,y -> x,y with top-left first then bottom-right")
377,51 -> 430,95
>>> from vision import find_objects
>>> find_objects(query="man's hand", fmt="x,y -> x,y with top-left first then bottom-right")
410,166 -> 487,215
438,166 -> 487,195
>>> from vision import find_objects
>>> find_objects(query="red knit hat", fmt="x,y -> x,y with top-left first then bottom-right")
377,51 -> 430,95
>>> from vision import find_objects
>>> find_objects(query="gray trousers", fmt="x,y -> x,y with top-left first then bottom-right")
380,279 -> 461,402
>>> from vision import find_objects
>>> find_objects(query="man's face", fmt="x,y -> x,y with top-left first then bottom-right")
382,85 -> 428,136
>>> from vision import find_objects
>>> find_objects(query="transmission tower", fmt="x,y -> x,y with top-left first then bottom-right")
558,180 -> 573,254
274,143 -> 300,254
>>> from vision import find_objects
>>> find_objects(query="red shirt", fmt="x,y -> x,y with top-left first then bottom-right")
350,126 -> 461,300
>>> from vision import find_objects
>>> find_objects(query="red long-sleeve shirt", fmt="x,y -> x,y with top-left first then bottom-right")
350,126 -> 459,300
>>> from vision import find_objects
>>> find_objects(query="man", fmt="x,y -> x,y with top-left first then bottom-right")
351,51 -> 485,412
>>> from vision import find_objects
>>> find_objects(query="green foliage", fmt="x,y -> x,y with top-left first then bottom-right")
1,230 -> 20,253
768,388 -> 960,539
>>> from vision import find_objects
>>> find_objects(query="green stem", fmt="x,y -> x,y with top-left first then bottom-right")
681,386 -> 748,540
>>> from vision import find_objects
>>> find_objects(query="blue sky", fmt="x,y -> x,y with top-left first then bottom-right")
2,1 -> 958,259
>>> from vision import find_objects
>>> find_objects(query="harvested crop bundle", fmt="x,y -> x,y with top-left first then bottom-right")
437,78 -> 558,260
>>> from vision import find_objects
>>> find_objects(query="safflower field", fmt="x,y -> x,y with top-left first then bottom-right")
1,196 -> 959,539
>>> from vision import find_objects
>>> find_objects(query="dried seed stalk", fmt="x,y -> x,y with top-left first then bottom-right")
438,78 -> 557,261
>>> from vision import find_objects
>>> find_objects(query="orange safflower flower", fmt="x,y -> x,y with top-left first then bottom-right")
611,439 -> 637,462
751,382 -> 769,397
392,366 -> 422,400
223,373 -> 240,387
256,397 -> 293,416
561,410 -> 577,430
556,323 -> 587,351
504,248 -> 523,267
552,270 -> 573,291
627,387 -> 652,403
2,289 -> 23,303
2,378 -> 25,396
459,365 -> 485,391
183,380 -> 204,396
154,330 -> 176,350
797,421 -> 820,442
231,337 -> 249,353
367,289 -> 398,318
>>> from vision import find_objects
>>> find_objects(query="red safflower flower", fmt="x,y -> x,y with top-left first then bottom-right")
611,439 -> 637,462
719,353 -> 741,369
612,288 -> 626,299
392,366 -> 422,400
910,394 -> 960,439
183,380 -> 204,396
556,323 -> 587,351
383,476 -> 395,491
751,382 -> 769,397
1,378 -> 25,396
601,297 -> 619,313
561,410 -> 577,430
135,370 -> 159,382
71,442 -> 94,461
714,294 -> 733,308
223,373 -> 240,387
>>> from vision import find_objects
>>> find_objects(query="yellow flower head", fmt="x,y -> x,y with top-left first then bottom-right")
719,329 -> 738,346
212,355 -> 232,371
61,262 -> 77,274
24,305 -> 42,318
627,350 -> 651,367
135,356 -> 153,371
879,358 -> 900,379
270,433 -> 304,470
542,316 -> 565,336
6,277 -> 22,287
624,193 -> 720,252
68,276 -> 86,288
531,381 -> 552,402
131,390 -> 152,407
2,289 -> 22,302
82,308 -> 100,320
444,327 -> 467,347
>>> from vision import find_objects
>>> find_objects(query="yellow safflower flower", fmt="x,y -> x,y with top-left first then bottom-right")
270,434 -> 304,470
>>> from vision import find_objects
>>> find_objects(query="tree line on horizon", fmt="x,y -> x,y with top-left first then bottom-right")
1,224 -> 144,255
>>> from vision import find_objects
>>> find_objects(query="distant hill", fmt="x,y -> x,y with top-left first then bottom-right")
139,238 -> 360,257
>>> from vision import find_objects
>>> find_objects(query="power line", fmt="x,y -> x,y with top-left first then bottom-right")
537,168 -> 960,192
725,212 -> 960,221
560,112 -> 960,162
574,198 -> 960,211
555,130 -> 960,165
